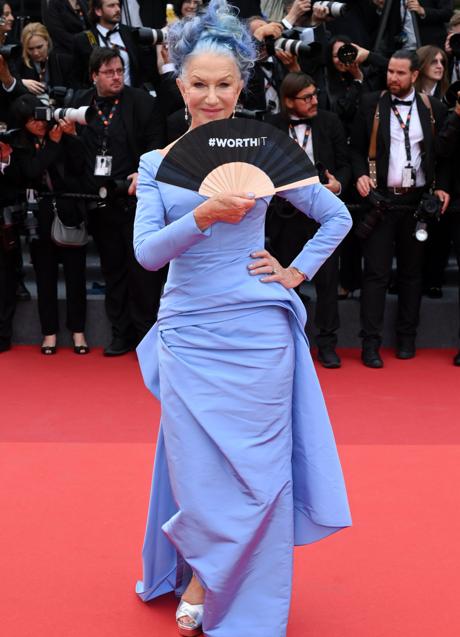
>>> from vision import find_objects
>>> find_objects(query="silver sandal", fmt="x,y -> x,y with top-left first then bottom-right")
176,599 -> 204,636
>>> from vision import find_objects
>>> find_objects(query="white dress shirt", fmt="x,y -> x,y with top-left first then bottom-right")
387,89 -> 426,187
97,24 -> 131,86
289,117 -> 315,165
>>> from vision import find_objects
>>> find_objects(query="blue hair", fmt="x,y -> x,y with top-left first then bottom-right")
168,0 -> 256,85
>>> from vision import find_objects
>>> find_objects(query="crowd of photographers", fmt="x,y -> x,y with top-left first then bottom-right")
1,0 -> 460,368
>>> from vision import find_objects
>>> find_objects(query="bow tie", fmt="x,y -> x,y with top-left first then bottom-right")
392,98 -> 413,106
106,25 -> 119,36
288,118 -> 311,126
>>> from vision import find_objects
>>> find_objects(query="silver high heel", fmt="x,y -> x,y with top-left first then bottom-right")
176,599 -> 204,636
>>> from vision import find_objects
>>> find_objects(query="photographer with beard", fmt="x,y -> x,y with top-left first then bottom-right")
266,72 -> 351,368
71,0 -> 158,89
350,49 -> 450,368
73,47 -> 166,356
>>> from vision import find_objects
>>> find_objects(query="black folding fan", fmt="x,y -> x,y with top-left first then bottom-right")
155,118 -> 319,198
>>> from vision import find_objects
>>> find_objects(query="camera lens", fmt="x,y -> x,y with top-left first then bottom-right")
337,43 -> 358,65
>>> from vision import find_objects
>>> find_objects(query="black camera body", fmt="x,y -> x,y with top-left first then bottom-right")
0,43 -> 21,60
234,105 -> 267,120
413,193 -> 441,242
355,189 -> 392,240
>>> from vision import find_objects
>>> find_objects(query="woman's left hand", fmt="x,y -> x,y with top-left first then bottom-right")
248,249 -> 306,288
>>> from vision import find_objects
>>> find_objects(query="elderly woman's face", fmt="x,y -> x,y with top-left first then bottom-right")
177,53 -> 244,129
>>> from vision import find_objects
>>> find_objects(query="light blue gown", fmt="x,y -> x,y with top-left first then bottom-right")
134,150 -> 353,637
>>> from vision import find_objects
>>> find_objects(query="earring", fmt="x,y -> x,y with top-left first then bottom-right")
184,104 -> 189,121
232,106 -> 236,118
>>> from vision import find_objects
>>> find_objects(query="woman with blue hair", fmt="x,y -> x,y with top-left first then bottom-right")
134,1 -> 352,635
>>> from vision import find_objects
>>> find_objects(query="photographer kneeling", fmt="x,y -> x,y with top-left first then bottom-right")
11,94 -> 89,355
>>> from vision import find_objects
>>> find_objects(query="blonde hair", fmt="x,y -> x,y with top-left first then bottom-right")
448,10 -> 460,31
21,22 -> 52,68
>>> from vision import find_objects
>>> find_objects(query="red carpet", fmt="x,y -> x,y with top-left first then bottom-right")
1,346 -> 459,636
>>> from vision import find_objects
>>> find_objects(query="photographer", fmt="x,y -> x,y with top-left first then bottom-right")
434,89 -> 460,366
73,47 -> 166,356
318,35 -> 388,136
10,22 -> 73,97
43,0 -> 91,56
266,72 -> 351,367
71,0 -> 159,89
0,137 -> 23,352
444,10 -> 460,83
350,49 -> 450,367
10,93 -> 89,355
375,0 -> 453,55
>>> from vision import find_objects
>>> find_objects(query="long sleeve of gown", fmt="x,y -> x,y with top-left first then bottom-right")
278,183 -> 352,280
134,153 -> 211,271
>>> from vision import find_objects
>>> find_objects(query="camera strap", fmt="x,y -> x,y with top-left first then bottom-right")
390,100 -> 414,163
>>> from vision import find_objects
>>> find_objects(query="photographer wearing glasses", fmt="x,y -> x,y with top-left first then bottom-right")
350,49 -> 450,367
266,72 -> 351,368
73,47 -> 166,356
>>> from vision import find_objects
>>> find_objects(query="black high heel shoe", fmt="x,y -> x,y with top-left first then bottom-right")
41,343 -> 57,355
72,334 -> 90,355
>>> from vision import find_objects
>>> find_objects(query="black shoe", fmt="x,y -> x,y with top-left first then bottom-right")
317,347 -> 341,369
16,280 -> 31,301
361,346 -> 383,368
453,351 -> 460,366
396,339 -> 416,360
427,286 -> 443,299
103,338 -> 132,357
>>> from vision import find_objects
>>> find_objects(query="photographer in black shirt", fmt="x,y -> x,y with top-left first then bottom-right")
74,47 -> 166,356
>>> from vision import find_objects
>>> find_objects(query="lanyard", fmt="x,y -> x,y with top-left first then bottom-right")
289,124 -> 311,153
96,98 -> 119,128
390,100 -> 414,163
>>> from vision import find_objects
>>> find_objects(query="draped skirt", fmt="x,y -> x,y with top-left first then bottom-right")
138,306 -> 297,636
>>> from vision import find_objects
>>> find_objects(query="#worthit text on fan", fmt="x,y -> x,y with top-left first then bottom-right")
208,137 -> 268,148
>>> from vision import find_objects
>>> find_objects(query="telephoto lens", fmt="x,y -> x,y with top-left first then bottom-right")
337,43 -> 358,65
312,1 -> 348,18
132,27 -> 166,46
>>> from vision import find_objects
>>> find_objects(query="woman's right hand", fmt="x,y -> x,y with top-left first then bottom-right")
48,124 -> 63,144
194,193 -> 256,231
22,79 -> 46,95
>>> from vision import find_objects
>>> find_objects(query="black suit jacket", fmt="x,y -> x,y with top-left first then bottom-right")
267,110 -> 352,193
11,51 -> 74,89
384,0 -> 453,52
436,109 -> 460,200
44,0 -> 91,55
71,24 -> 158,89
242,59 -> 288,113
349,90 -> 449,191
72,85 -> 166,162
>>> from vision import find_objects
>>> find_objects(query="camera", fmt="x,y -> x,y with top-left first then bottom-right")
34,105 -> 97,126
98,179 -> 132,200
413,193 -> 441,242
0,128 -> 25,149
23,210 -> 40,241
337,43 -> 358,65
312,1 -> 348,18
132,27 -> 166,46
0,42 -> 21,60
450,33 -> 460,58
355,190 -> 391,239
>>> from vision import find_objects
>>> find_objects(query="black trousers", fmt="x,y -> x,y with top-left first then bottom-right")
89,199 -> 166,344
30,238 -> 87,336
0,233 -> 19,347
266,202 -> 340,348
360,190 -> 425,345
